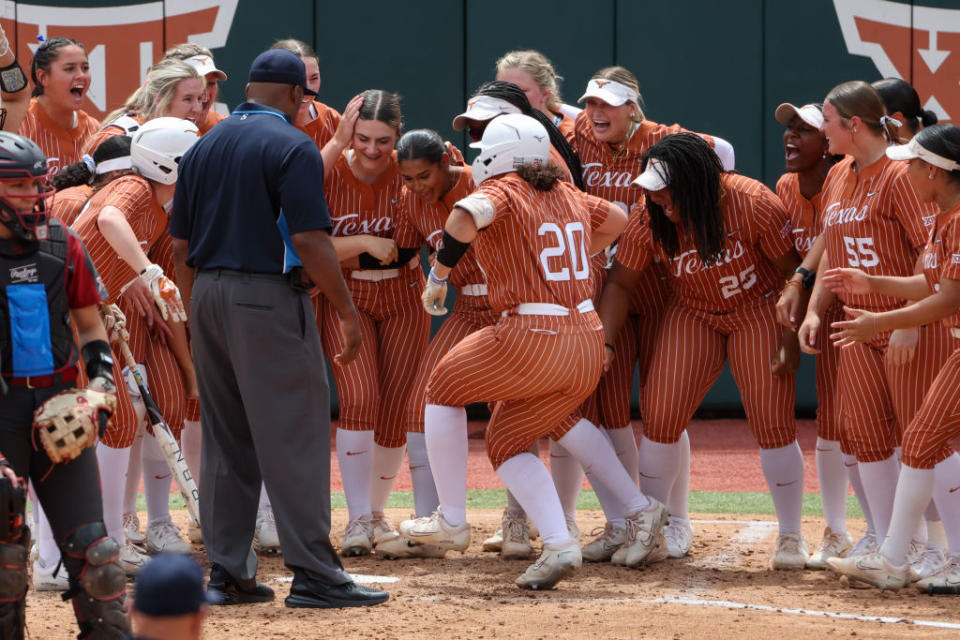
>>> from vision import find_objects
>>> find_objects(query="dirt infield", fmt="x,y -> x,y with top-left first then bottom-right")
28,509 -> 960,639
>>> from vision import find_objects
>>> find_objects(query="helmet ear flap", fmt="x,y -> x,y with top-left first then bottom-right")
469,114 -> 550,184
130,117 -> 200,185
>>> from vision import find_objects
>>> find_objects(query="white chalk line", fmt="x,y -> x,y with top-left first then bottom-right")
270,574 -> 399,584
697,520 -> 777,572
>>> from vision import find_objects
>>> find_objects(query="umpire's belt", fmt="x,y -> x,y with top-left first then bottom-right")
460,284 -> 487,296
503,300 -> 594,317
2,365 -> 78,389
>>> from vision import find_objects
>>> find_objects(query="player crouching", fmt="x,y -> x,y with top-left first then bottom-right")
0,132 -> 129,638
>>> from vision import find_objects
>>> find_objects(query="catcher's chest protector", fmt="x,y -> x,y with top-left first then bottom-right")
0,219 -> 74,377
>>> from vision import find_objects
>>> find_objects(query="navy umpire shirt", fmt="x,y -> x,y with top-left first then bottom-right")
170,102 -> 331,273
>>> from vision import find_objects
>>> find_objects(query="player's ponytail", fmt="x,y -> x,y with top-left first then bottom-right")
396,129 -> 446,165
872,77 -> 939,136
914,124 -> 960,186
52,135 -> 133,190
472,80 -> 584,190
827,81 -> 898,143
920,109 -> 939,128
30,37 -> 86,98
515,161 -> 564,191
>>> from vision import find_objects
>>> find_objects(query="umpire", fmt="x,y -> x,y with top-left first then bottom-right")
170,49 -> 387,609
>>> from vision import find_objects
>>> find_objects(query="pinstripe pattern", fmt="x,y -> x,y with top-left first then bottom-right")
50,185 -> 93,227
776,172 -> 825,258
641,300 -> 796,448
81,122 -> 131,157
902,347 -> 960,468
921,204 -> 960,328
298,101 -> 341,149
18,98 -> 99,176
816,300 -> 844,442
320,152 -> 429,447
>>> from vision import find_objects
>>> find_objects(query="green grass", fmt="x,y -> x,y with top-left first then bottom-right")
126,489 -> 865,519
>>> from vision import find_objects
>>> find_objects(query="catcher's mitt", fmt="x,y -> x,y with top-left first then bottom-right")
33,389 -> 117,464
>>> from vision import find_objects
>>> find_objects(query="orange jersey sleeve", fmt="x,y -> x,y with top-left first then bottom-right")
71,175 -> 166,301
50,184 -> 93,227
776,171 -> 824,258
19,99 -> 100,177
552,110 -> 576,144
198,110 -> 227,135
821,155 -> 938,311
921,203 -> 960,328
299,101 -> 342,150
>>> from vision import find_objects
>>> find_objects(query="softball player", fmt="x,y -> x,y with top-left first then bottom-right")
319,90 -> 430,557
825,124 -> 960,591
162,43 -> 229,135
799,82 -> 952,573
495,50 -> 578,141
50,135 -> 134,226
572,67 -> 734,561
19,37 -> 99,176
771,102 -> 863,568
401,114 -> 669,589
271,39 -> 341,151
599,133 -> 808,569
872,78 -> 938,144
72,118 -> 199,569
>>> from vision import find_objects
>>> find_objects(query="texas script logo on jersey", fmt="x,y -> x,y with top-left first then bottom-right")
834,0 -> 960,121
670,240 -> 746,277
0,1 -> 238,120
330,214 -> 394,236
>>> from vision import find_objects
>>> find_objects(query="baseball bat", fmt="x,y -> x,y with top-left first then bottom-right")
115,337 -> 201,527
925,585 -> 960,595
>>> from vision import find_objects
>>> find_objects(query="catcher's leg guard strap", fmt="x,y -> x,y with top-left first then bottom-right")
63,523 -> 125,599
0,544 -> 27,640
69,590 -> 130,640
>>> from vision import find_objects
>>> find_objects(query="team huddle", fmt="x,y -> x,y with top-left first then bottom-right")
0,19 -> 959,639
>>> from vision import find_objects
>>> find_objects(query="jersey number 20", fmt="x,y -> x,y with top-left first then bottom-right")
539,222 -> 590,281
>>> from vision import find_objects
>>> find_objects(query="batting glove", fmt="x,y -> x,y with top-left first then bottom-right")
140,264 -> 187,322
422,269 -> 449,316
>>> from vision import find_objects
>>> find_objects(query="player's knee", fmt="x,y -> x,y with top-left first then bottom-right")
640,422 -> 684,445
62,523 -> 125,600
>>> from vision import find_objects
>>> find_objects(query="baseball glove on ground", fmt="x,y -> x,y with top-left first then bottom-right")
33,389 -> 116,463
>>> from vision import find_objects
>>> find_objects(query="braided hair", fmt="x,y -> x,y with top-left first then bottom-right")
644,133 -> 726,266
472,80 -> 584,190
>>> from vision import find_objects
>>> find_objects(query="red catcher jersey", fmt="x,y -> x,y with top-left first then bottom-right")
921,202 -> 960,329
459,173 -> 611,312
776,171 -> 825,258
19,98 -> 99,176
616,173 -> 793,313
821,155 -> 936,312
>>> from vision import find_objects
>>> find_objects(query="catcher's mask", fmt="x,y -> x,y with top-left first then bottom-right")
0,132 -> 54,243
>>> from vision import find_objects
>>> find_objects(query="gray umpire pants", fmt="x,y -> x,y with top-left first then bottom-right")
191,269 -> 349,586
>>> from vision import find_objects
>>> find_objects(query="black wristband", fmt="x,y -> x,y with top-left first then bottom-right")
81,339 -> 115,382
357,246 -> 420,270
604,342 -> 615,351
795,267 -> 816,291
437,230 -> 471,269
0,60 -> 27,93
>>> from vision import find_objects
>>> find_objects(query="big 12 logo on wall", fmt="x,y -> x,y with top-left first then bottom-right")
835,0 -> 959,122
0,0 -> 237,120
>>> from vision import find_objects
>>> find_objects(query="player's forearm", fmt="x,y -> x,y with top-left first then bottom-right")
293,229 -> 357,319
330,235 -> 371,262
597,269 -> 635,345
97,207 -> 152,274
171,237 -> 194,320
806,250 -> 835,317
862,273 -> 929,301
71,305 -> 110,347
874,281 -> 960,332
590,203 -> 627,254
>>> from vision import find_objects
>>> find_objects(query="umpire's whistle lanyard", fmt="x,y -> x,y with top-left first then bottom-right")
234,109 -> 289,123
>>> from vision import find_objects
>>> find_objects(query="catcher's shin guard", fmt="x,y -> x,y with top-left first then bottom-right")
0,472 -> 29,640
62,523 -> 130,639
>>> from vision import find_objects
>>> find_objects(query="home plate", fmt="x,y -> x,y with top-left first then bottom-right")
271,574 -> 399,584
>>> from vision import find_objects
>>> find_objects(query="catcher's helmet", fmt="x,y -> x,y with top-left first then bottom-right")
468,113 -> 549,184
131,117 -> 199,186
0,132 -> 53,242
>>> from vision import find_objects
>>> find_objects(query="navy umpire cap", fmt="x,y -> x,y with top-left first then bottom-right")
133,554 -> 217,616
247,49 -> 317,96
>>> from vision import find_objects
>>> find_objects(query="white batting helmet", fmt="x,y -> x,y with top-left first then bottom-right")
131,117 -> 200,185
469,113 -> 549,184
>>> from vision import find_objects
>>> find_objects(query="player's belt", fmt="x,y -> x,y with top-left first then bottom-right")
460,284 -> 487,296
951,328 -> 960,340
351,269 -> 400,282
3,365 -> 79,388
504,299 -> 594,317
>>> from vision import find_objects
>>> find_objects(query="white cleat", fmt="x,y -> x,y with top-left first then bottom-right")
500,511 -> 533,560
515,539 -> 581,590
565,514 -> 579,543
664,519 -> 694,559
253,507 -> 280,553
369,511 -> 400,547
375,535 -> 446,560
771,533 -> 809,570
909,545 -> 947,583
399,509 -> 470,552
119,542 -> 149,576
482,526 -> 504,552
915,555 -> 960,594
805,527 -> 853,570
581,523 -> 626,563
32,556 -> 69,591
340,516 -> 373,557
621,500 -> 669,568
849,531 -> 878,557
146,517 -> 191,554
827,551 -> 908,590
122,512 -> 146,546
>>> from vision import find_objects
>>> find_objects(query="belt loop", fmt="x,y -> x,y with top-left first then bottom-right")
25,376 -> 34,389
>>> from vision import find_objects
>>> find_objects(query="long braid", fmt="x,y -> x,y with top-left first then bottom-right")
473,80 -> 584,190
644,133 -> 726,266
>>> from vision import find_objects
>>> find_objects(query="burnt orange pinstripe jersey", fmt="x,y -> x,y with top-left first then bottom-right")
821,155 -> 936,312
82,113 -> 142,156
50,184 -> 92,227
776,171 -> 825,258
394,167 -> 480,289
299,100 -> 341,149
921,203 -> 960,329
551,110 -> 575,144
19,99 -> 99,176
461,173 -> 610,311
72,174 -> 166,301
617,173 -> 793,314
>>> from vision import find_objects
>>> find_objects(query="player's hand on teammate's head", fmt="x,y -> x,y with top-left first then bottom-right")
798,313 -> 821,354
333,94 -> 364,149
822,267 -> 871,297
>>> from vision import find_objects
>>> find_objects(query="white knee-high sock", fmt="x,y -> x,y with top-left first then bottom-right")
666,430 -> 691,524
259,484 -> 271,511
549,439 -> 584,519
932,453 -> 960,553
556,419 -> 649,514
880,465 -> 934,566
424,405 -> 468,526
585,428 -> 627,528
406,433 -> 439,517
181,419 -> 202,495
505,443 -> 538,517
845,453 -> 875,535
607,425 -> 639,483
638,435 -> 682,505
96,443 -> 132,547
497,453 -> 569,546
141,432 -> 173,524
815,438 -> 847,533
122,405 -> 147,515
760,441 -> 805,536
34,498 -> 59,566
336,429 -> 374,522
370,443 -> 405,514
859,455 -> 900,542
